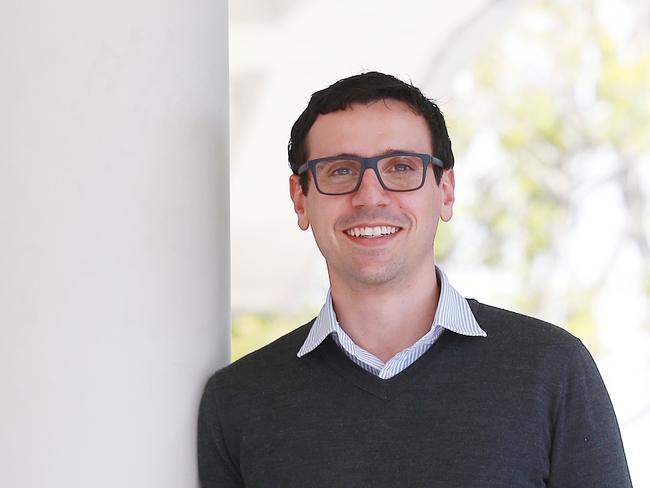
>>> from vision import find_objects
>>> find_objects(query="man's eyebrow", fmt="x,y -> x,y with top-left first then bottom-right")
329,148 -> 420,158
382,148 -> 420,155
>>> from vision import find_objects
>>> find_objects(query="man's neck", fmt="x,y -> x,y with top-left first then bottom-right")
329,265 -> 440,363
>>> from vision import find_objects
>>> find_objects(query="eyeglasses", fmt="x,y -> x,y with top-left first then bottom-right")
297,152 -> 444,196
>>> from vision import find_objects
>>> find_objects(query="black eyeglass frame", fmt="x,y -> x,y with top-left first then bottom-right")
297,152 -> 444,196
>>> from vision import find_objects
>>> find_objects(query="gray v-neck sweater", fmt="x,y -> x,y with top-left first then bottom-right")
198,300 -> 632,487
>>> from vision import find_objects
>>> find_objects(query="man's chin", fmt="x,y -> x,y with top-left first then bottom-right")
334,262 -> 404,289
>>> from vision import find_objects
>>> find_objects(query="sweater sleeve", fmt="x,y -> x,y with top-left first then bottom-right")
197,376 -> 244,488
547,341 -> 632,487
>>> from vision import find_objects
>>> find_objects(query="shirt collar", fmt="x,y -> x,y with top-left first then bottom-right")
297,267 -> 486,358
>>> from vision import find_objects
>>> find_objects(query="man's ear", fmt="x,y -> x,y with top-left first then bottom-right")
289,175 -> 310,230
439,169 -> 455,222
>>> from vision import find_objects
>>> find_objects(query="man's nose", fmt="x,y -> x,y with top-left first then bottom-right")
350,168 -> 391,206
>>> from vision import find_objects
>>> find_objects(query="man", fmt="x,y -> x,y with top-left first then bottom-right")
198,72 -> 632,487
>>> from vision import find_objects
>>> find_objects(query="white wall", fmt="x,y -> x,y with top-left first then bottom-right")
0,1 -> 229,486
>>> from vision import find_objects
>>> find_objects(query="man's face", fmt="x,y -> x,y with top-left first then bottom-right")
289,99 -> 455,291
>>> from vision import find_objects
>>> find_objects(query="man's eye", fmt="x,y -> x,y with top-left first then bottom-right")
382,156 -> 419,173
329,166 -> 357,176
390,163 -> 415,172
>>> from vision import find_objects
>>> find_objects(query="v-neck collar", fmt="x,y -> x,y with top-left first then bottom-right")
309,299 -> 485,400
298,269 -> 486,380
312,328 -> 452,401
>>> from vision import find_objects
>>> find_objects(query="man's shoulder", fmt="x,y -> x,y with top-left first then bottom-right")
205,318 -> 315,391
463,299 -> 596,385
468,299 -> 581,349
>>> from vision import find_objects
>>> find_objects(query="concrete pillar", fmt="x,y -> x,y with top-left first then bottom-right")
0,1 -> 229,486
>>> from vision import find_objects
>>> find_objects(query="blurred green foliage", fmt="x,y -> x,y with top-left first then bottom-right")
444,0 -> 650,352
231,310 -> 317,361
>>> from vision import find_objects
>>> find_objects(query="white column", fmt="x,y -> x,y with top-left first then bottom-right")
0,1 -> 229,486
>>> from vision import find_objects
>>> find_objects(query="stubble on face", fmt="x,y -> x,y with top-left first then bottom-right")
292,99 -> 452,293
326,207 -> 415,287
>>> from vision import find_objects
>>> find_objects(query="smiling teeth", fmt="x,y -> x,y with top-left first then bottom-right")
346,226 -> 399,238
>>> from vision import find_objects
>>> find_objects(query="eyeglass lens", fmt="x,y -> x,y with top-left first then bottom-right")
313,155 -> 425,194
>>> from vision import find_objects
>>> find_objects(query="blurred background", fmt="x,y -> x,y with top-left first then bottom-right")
229,0 -> 649,484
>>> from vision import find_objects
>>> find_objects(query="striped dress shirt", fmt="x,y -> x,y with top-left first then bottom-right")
297,267 -> 487,379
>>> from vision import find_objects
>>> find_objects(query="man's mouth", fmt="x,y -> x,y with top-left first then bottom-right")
344,226 -> 401,238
